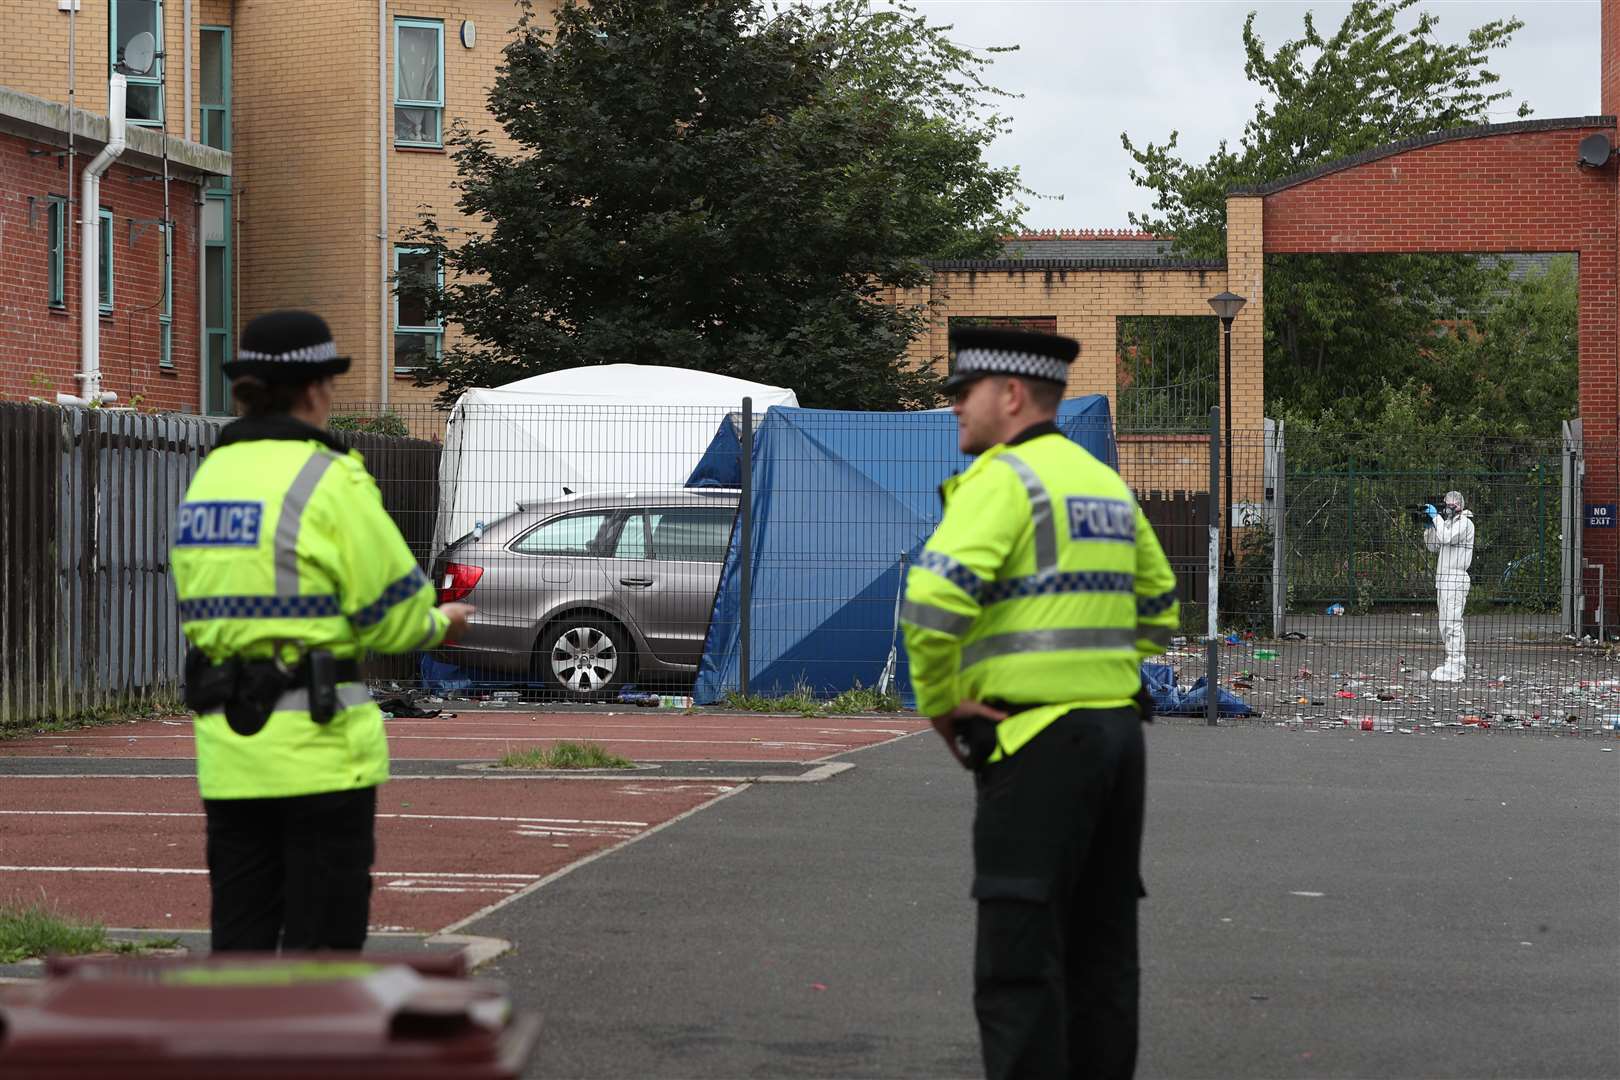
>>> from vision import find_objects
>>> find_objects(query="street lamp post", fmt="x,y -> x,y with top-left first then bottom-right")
1207,291 -> 1247,579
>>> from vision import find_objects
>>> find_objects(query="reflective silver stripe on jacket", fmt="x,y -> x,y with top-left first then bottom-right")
961,627 -> 1138,669
997,452 -> 1057,573
1136,624 -> 1174,648
410,610 -> 442,651
274,452 -> 338,595
900,599 -> 974,637
197,682 -> 373,718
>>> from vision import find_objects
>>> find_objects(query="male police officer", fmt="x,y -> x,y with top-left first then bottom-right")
902,326 -> 1179,1080
172,310 -> 472,951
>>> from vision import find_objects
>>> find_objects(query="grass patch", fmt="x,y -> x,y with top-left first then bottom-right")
722,683 -> 823,716
0,899 -> 180,963
1,698 -> 185,742
824,685 -> 903,715
496,741 -> 634,770
723,679 -> 901,716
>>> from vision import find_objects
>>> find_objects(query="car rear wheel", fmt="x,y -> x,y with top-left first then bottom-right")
538,619 -> 631,699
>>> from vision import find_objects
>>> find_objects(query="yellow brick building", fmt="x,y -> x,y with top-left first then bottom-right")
7,2 -> 1265,446
906,202 -> 1266,500
4,0 -> 540,414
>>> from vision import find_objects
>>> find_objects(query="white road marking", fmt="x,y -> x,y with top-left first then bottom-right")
0,865 -> 207,876
0,865 -> 543,881
436,784 -> 750,936
0,809 -> 649,828
1290,891 -> 1326,897
10,734 -> 844,748
807,725 -> 931,764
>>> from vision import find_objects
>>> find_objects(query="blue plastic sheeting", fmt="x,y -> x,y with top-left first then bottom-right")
693,398 -> 1117,705
420,654 -> 477,692
686,415 -> 742,488
1140,662 -> 1254,717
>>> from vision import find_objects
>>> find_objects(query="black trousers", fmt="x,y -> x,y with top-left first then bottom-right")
203,786 -> 377,952
972,707 -> 1145,1080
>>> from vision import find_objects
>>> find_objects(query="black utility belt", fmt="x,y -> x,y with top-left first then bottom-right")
184,648 -> 361,736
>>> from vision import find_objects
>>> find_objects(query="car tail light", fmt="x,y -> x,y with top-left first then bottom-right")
439,562 -> 484,603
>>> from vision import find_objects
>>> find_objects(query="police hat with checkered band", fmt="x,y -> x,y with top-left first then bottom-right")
223,310 -> 352,383
945,325 -> 1078,392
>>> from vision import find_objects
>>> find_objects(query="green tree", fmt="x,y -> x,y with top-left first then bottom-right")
1427,255 -> 1579,429
403,0 -> 1024,409
1120,0 -> 1534,420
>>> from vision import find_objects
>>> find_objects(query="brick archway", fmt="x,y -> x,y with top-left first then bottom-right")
1230,117 -> 1619,623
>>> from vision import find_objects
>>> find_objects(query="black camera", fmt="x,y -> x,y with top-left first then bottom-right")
1408,498 -> 1450,525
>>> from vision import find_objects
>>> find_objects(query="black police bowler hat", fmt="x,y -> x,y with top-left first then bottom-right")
223,310 -> 352,383
945,326 -> 1079,392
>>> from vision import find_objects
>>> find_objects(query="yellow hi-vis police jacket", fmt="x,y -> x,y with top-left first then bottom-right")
901,423 -> 1179,762
172,416 -> 449,800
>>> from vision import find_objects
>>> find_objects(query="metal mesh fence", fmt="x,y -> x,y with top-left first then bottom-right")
5,399 -> 1615,732
1208,423 -> 1612,734
356,400 -> 760,704
330,403 -> 1619,731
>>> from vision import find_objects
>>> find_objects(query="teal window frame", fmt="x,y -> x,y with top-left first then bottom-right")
98,209 -> 114,313
199,25 -> 231,192
393,244 -> 443,374
46,197 -> 67,308
109,0 -> 165,127
158,221 -> 173,367
394,17 -> 444,148
204,199 -> 233,414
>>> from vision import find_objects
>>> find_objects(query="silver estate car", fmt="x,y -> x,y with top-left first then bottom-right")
431,489 -> 739,699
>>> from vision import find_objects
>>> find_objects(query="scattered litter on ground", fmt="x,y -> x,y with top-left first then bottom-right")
1151,622 -> 1620,737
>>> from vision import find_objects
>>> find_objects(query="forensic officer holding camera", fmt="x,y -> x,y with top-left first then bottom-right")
1424,490 -> 1475,682
901,326 -> 1179,1080
172,310 -> 473,951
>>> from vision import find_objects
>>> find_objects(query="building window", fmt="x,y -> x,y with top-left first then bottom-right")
110,0 -> 164,126
395,18 -> 444,147
99,209 -> 114,313
159,221 -> 173,367
47,197 -> 67,308
394,245 -> 443,373
199,26 -> 231,192
1115,316 -> 1219,434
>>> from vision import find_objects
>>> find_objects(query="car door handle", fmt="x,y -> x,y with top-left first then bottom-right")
619,577 -> 654,587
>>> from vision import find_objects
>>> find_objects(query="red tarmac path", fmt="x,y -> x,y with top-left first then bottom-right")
0,710 -> 925,762
0,711 -> 926,935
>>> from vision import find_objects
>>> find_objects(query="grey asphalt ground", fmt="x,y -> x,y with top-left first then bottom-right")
470,725 -> 1620,1080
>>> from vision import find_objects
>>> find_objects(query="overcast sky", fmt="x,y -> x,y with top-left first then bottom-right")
895,1 -> 1601,230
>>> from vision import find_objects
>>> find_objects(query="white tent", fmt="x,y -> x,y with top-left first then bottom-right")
433,365 -> 798,554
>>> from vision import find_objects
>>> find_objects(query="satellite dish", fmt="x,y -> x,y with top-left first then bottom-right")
121,31 -> 156,76
1578,133 -> 1612,169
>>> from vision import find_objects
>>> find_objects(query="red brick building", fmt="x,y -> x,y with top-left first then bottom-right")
0,86 -> 227,413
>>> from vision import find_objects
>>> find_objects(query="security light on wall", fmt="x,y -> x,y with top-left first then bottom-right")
118,31 -> 157,77
1578,133 -> 1612,169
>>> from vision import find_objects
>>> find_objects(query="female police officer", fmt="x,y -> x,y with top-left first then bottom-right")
172,310 -> 472,951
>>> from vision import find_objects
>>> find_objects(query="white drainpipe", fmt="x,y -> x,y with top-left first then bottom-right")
183,0 -> 194,142
379,0 -> 391,405
71,73 -> 128,407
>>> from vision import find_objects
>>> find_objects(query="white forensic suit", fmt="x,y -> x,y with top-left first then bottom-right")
1424,507 -> 1475,681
